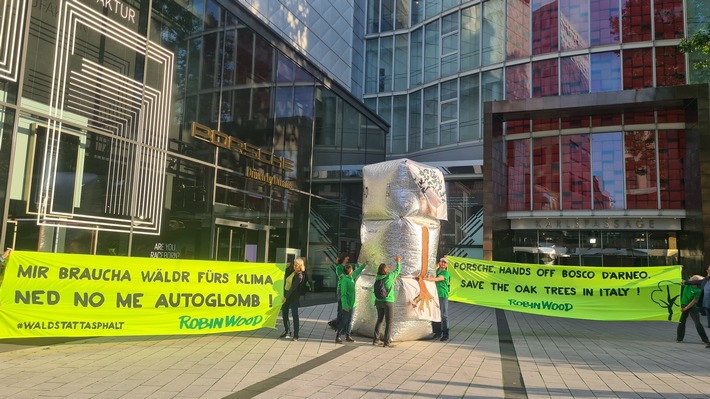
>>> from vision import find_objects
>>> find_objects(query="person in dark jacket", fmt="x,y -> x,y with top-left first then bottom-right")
676,275 -> 710,347
281,258 -> 305,341
373,256 -> 402,348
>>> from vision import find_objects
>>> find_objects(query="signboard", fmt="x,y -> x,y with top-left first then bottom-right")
0,252 -> 285,338
447,256 -> 681,321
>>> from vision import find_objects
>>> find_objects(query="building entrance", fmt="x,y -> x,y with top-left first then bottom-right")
214,219 -> 268,262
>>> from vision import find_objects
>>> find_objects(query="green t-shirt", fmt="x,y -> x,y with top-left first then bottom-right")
681,284 -> 702,307
435,269 -> 450,298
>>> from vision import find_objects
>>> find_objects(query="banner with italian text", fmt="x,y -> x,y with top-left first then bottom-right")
0,252 -> 285,338
447,256 -> 682,321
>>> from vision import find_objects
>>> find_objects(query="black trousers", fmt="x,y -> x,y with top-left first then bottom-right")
676,306 -> 709,343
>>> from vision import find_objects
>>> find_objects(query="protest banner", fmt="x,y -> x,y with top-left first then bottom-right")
447,256 -> 682,321
0,251 -> 285,338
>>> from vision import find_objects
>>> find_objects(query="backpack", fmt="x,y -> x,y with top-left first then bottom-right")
374,278 -> 390,299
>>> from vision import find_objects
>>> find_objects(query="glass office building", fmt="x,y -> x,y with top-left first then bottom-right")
0,0 -> 388,290
362,0 -> 710,272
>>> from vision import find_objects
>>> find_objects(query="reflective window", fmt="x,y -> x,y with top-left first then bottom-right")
532,0 -> 558,55
394,35 -> 409,91
391,95 -> 408,153
507,139 -> 531,211
625,131 -> 657,209
482,0 -> 505,65
378,95 -> 392,124
412,0 -> 424,25
460,74 -> 481,141
440,80 -> 458,145
561,55 -> 590,95
396,0 -> 410,29
410,28 -> 423,86
654,0 -> 683,39
533,136 -> 560,210
562,135 -> 591,210
591,51 -> 621,92
423,86 -> 439,149
507,0 -> 531,60
621,0 -> 651,43
426,0 -> 442,19
379,36 -> 394,92
658,129 -> 685,209
506,64 -> 531,100
365,39 -> 379,93
409,90 -> 422,151
382,0 -> 395,32
623,48 -> 653,89
368,0 -> 381,33
656,46 -> 685,87
482,69 -> 504,102
560,0 -> 589,50
592,132 -> 624,209
460,5 -> 481,71
532,59 -> 558,97
590,0 -> 619,45
424,21 -> 440,82
441,13 -> 459,77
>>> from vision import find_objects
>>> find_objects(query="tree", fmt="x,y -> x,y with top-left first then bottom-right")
679,23 -> 710,82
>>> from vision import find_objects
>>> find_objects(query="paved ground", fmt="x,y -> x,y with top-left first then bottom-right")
1,298 -> 709,399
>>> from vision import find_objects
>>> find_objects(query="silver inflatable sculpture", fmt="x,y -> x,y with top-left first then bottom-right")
351,159 -> 448,341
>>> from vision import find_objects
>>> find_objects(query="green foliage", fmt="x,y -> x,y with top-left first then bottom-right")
679,23 -> 710,75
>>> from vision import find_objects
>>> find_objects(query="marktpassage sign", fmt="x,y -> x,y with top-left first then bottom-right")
0,252 -> 285,338
447,256 -> 682,321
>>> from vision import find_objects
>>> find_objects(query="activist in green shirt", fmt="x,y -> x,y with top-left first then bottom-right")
373,256 -> 402,348
333,255 -> 367,332
335,264 -> 356,343
424,257 -> 451,341
676,275 -> 710,347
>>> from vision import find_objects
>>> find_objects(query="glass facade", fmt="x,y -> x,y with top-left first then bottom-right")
363,0 -> 706,270
0,0 -> 387,291
364,0 -> 689,154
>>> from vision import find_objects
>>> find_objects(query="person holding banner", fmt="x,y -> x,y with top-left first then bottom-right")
423,257 -> 451,342
373,256 -> 402,348
0,248 -> 11,281
281,258 -> 306,341
676,275 -> 710,347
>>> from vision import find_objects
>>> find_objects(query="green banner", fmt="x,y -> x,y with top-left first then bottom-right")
447,256 -> 682,321
0,252 -> 285,338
